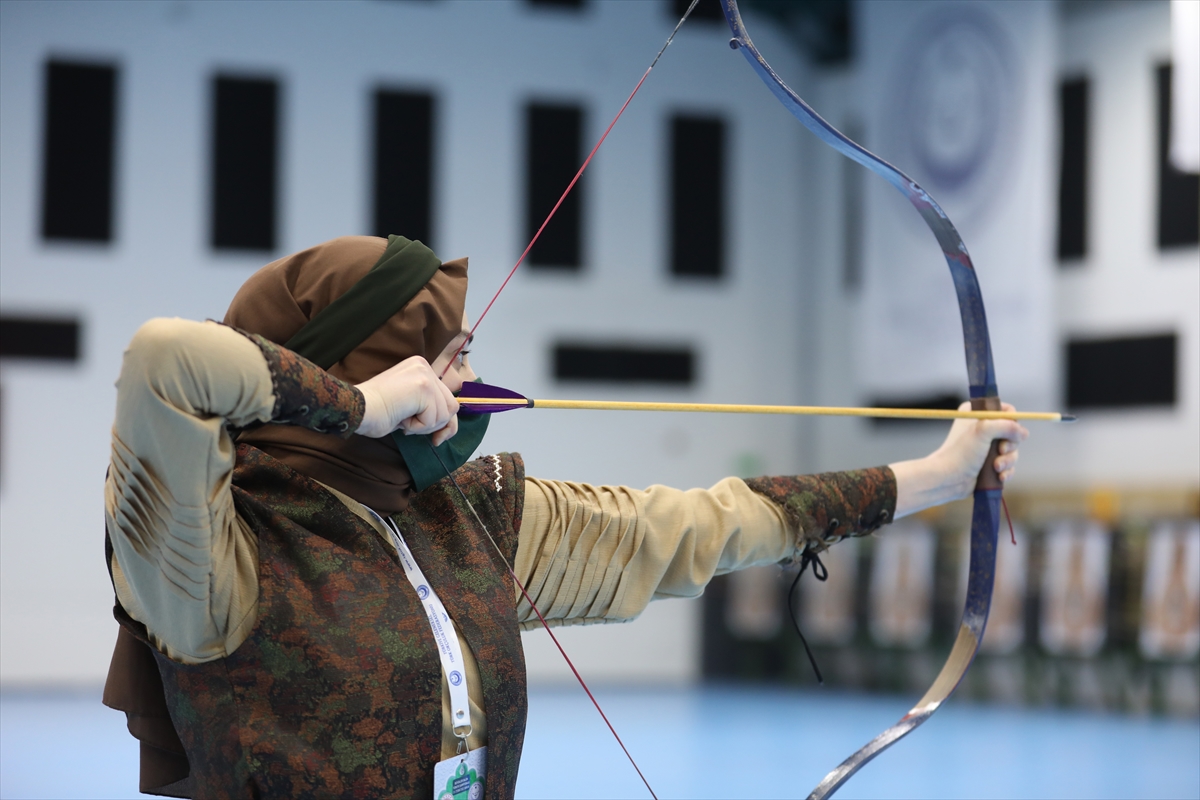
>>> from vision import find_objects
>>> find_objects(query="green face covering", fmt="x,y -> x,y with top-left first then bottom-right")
391,393 -> 491,492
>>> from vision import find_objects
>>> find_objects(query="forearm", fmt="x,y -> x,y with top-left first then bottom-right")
513,476 -> 794,628
889,455 -> 972,519
744,467 -> 896,552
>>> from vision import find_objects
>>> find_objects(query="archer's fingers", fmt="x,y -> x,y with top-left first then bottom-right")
995,446 -> 1020,482
983,418 -> 1029,445
430,414 -> 459,446
996,404 -> 1030,438
408,380 -> 459,434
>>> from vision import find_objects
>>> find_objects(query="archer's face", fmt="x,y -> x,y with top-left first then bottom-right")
430,313 -> 476,394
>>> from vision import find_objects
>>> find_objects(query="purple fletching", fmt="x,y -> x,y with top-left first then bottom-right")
456,381 -> 530,414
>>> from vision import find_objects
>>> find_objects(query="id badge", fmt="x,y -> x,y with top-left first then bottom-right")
434,745 -> 486,800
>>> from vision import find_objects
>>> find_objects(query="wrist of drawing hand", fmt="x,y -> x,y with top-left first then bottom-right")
355,384 -> 386,437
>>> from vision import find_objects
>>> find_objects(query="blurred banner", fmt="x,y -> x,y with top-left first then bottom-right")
1040,521 -> 1111,658
1140,520 -> 1200,660
869,520 -> 935,648
978,524 -> 1029,655
800,537 -> 859,646
858,0 -> 1055,407
726,565 -> 784,641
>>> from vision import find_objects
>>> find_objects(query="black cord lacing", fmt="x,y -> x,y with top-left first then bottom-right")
787,547 -> 829,684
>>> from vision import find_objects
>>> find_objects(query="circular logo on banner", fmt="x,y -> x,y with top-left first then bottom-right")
449,670 -> 463,686
887,7 -> 1018,223
417,584 -> 430,600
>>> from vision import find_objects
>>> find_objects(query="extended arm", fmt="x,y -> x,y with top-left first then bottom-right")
514,468 -> 895,628
513,404 -> 1026,627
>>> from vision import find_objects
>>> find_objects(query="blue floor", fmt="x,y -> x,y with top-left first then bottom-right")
2,684 -> 1197,799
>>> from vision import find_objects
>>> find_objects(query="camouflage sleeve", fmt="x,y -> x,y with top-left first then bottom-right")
240,331 -> 365,438
743,467 -> 896,554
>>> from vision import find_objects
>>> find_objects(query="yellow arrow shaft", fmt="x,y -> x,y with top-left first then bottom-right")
457,396 -> 1070,422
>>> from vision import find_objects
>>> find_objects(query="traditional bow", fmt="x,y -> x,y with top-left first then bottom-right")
718,1 -> 1004,797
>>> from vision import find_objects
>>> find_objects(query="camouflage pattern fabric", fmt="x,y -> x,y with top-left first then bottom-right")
401,451 -> 528,795
243,331 -> 366,435
139,447 -> 526,799
745,467 -> 896,554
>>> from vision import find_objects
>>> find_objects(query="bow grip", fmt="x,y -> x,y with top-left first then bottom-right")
972,396 -> 1004,491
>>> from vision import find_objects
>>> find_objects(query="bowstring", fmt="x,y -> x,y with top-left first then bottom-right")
441,0 -> 701,378
1001,495 -> 1016,545
426,441 -> 658,799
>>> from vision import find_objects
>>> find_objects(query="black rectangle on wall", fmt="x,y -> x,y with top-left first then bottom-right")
868,393 -> 963,427
1057,77 -> 1088,261
211,76 -> 279,251
671,115 -> 725,278
1066,334 -> 1176,409
553,343 -> 695,384
373,90 -> 434,245
526,103 -> 584,268
0,317 -> 80,361
1157,65 -> 1200,249
672,0 -> 723,22
41,61 -> 117,242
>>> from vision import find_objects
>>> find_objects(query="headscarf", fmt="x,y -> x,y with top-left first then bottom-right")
225,235 -> 467,514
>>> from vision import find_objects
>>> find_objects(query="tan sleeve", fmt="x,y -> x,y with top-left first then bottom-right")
105,318 -> 275,664
513,477 -> 797,629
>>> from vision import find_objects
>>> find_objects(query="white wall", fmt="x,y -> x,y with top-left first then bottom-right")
0,0 -> 811,685
1043,0 -> 1200,486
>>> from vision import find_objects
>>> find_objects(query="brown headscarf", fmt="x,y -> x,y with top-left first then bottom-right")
225,235 -> 467,514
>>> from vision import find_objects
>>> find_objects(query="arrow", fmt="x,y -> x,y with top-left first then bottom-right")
456,382 -> 1075,422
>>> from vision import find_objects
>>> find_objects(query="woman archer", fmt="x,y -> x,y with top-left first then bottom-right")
103,234 -> 1027,799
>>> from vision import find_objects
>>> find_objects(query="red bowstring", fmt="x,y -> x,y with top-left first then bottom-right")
508,565 -> 659,800
1001,496 -> 1016,545
441,0 -> 700,378
440,74 -> 649,378
429,442 -> 660,798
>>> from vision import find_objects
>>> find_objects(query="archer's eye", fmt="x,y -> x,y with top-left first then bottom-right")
457,349 -> 471,364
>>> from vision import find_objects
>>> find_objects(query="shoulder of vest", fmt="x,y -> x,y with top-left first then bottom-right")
420,452 -> 525,532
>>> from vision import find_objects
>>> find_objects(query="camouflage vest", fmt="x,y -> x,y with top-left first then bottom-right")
121,445 -> 528,799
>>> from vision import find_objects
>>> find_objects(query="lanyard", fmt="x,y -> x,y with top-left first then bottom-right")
367,507 -> 473,743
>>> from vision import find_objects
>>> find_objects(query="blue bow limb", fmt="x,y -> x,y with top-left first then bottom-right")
718,2 -> 1003,797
